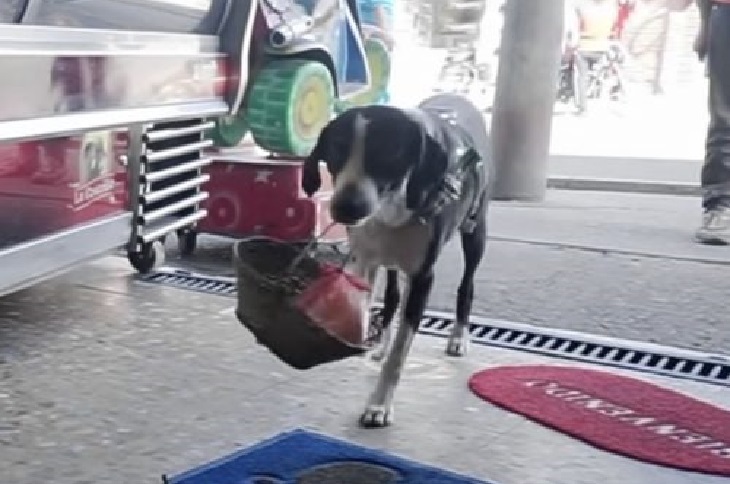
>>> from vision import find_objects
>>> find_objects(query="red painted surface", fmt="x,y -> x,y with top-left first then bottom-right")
199,153 -> 346,243
0,132 -> 128,250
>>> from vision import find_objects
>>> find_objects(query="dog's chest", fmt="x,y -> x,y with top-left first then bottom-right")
347,220 -> 432,275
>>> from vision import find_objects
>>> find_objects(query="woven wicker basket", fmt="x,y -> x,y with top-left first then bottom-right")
233,236 -> 370,370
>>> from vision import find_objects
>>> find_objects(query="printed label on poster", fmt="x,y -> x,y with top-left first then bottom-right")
70,130 -> 116,211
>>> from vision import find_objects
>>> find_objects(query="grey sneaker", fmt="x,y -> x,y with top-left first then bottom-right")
696,206 -> 730,245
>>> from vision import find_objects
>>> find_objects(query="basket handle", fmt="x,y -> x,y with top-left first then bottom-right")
286,222 -> 351,274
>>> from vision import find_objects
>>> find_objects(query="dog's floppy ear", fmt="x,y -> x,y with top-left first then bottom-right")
405,123 -> 448,211
302,124 -> 329,197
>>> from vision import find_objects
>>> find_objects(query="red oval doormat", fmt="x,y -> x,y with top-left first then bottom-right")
468,365 -> 730,477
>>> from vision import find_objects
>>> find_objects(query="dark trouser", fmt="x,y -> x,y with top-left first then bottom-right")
702,4 -> 730,208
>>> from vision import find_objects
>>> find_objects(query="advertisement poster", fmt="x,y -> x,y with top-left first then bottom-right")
70,130 -> 116,211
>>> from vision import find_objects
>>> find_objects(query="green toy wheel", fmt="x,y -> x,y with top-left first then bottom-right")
208,113 -> 249,148
246,59 -> 334,156
336,38 -> 392,113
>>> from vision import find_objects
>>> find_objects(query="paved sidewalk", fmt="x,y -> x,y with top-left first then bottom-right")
548,155 -> 699,187
429,190 -> 730,354
490,190 -> 714,263
160,190 -> 728,354
2,187 -> 730,484
1,256 -> 728,484
546,101 -> 706,195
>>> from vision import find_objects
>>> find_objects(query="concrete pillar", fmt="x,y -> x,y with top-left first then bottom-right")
491,0 -> 565,201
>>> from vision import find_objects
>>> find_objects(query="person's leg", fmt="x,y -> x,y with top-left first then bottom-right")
697,5 -> 730,244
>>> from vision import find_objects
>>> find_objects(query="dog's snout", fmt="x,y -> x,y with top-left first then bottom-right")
330,184 -> 375,225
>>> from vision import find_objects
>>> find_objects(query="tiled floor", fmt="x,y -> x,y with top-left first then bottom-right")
1,257 -> 728,484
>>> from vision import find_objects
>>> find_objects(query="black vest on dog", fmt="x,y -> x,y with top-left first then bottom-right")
406,94 -> 491,232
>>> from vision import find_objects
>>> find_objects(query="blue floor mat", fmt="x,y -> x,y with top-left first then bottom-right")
165,428 -> 494,484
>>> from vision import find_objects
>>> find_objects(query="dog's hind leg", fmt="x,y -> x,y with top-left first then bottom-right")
360,271 -> 433,428
370,269 -> 400,362
447,217 -> 487,357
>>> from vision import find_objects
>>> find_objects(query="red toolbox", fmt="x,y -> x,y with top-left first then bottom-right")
194,148 -> 346,245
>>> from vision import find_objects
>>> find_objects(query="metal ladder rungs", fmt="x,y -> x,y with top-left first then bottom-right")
141,174 -> 210,204
139,192 -> 209,225
144,121 -> 215,143
142,158 -> 212,183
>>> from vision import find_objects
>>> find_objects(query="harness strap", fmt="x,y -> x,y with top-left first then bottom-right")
416,143 -> 484,229
410,107 -> 486,232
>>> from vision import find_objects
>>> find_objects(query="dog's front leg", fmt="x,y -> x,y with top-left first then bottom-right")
349,256 -> 379,344
370,269 -> 401,362
360,270 -> 433,428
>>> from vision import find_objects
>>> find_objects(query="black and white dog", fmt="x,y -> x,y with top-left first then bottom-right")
302,94 -> 491,428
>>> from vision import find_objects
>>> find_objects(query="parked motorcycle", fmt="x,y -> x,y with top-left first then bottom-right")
557,42 -> 626,114
434,45 -> 492,105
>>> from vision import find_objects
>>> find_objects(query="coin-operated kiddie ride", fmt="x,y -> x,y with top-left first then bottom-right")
170,0 -> 393,258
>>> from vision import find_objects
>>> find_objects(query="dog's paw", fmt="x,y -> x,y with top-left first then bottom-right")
359,405 -> 394,428
446,333 -> 470,357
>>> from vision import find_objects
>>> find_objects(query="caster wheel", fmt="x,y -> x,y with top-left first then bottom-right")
128,240 -> 165,274
177,230 -> 198,257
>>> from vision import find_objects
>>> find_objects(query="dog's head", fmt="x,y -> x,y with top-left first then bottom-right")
302,106 -> 447,226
